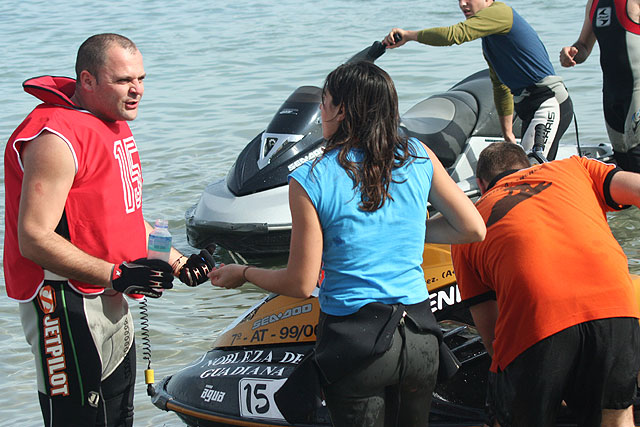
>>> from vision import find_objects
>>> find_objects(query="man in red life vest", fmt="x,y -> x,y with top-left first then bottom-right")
3,34 -> 214,426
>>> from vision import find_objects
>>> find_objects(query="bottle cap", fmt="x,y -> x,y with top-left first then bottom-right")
155,219 -> 169,228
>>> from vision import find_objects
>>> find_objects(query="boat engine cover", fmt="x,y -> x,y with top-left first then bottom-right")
227,86 -> 324,196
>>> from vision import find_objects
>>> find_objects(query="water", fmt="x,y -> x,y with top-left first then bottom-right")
1,1 -> 639,425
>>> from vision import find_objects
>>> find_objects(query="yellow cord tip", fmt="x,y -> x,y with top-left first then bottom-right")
144,368 -> 155,385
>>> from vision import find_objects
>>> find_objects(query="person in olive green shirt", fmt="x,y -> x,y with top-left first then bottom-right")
384,0 -> 573,161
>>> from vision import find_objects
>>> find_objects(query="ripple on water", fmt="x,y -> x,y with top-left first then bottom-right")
0,0 -> 635,425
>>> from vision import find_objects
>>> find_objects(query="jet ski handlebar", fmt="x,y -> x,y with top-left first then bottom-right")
346,41 -> 386,63
346,34 -> 402,64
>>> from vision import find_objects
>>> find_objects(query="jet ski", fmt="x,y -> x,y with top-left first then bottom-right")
149,244 -> 485,426
184,41 -> 611,257
150,243 -> 640,426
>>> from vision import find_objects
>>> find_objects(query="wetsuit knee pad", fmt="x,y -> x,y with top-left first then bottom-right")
516,82 -> 572,160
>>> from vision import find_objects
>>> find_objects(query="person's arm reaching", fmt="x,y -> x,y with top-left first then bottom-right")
498,114 -> 516,144
609,170 -> 640,207
424,145 -> 486,244
560,0 -> 597,67
208,178 -> 323,298
384,4 -> 511,49
469,299 -> 498,356
488,65 -> 516,143
383,28 -> 418,47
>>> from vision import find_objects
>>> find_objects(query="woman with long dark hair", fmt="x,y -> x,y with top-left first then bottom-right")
209,61 -> 485,426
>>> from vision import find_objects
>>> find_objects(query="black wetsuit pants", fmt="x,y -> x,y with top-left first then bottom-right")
322,320 -> 439,427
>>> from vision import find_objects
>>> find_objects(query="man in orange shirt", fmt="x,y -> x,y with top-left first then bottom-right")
451,142 -> 640,426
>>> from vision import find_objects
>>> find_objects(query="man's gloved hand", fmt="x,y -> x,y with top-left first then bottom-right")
178,246 -> 216,287
111,258 -> 174,298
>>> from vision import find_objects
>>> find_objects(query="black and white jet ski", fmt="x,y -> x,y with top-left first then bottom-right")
150,243 -> 640,426
184,41 -> 611,257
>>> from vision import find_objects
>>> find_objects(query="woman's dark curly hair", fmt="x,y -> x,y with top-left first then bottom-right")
320,61 -> 417,212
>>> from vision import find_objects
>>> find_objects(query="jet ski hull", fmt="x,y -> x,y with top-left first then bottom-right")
152,242 -> 640,426
185,179 -> 292,254
152,305 -> 489,426
152,245 -> 486,425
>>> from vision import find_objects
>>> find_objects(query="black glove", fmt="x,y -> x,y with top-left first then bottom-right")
111,258 -> 174,298
178,246 -> 216,287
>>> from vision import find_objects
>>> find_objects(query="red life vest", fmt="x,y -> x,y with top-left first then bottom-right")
4,76 -> 147,301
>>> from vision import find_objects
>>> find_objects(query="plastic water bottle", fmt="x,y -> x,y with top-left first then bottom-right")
147,219 -> 172,262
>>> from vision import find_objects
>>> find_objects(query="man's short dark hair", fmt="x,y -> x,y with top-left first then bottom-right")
75,33 -> 137,80
476,142 -> 531,183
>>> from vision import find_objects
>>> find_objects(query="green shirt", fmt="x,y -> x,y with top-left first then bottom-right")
416,2 -> 513,116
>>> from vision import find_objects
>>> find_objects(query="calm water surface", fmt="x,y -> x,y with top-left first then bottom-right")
1,1 -> 639,425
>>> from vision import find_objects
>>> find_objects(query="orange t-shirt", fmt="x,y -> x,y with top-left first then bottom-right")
451,156 -> 640,372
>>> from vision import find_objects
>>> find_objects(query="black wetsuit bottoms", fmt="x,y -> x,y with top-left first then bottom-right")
322,320 -> 439,427
487,317 -> 640,427
515,85 -> 573,161
604,90 -> 640,173
612,144 -> 640,173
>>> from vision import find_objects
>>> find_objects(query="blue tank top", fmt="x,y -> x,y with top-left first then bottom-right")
482,7 -> 555,95
289,138 -> 433,315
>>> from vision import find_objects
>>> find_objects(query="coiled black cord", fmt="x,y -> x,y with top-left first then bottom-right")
139,298 -> 155,396
139,298 -> 151,366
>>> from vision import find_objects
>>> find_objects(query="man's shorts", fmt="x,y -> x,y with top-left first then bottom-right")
488,317 -> 640,427
20,278 -> 136,426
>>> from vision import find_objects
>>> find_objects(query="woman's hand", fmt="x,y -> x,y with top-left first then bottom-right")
208,264 -> 246,289
208,180 -> 323,299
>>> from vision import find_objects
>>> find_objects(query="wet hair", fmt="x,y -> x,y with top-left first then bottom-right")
75,33 -> 137,81
320,61 -> 417,212
476,142 -> 530,184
